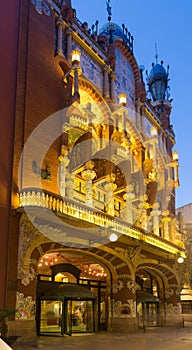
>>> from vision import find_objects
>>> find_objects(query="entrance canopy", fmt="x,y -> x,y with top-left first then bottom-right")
136,290 -> 159,302
38,282 -> 96,300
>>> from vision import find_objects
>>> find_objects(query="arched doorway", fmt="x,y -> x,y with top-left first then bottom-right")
36,251 -> 110,335
37,283 -> 96,335
135,270 -> 160,328
135,261 -> 179,328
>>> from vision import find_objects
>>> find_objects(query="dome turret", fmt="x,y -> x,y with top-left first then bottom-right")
99,22 -> 124,42
146,61 -> 169,102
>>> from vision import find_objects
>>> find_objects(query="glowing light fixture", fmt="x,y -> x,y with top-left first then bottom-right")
177,256 -> 184,264
172,151 -> 179,161
150,126 -> 158,137
71,49 -> 81,64
109,232 -> 118,242
119,93 -> 127,106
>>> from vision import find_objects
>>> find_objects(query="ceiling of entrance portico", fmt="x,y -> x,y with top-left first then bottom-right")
37,251 -> 107,279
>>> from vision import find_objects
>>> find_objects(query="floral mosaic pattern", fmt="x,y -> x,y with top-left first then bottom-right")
15,292 -> 36,320
112,280 -> 124,294
166,302 -> 182,315
115,48 -> 135,109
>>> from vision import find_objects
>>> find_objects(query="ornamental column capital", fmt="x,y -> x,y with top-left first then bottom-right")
56,16 -> 65,27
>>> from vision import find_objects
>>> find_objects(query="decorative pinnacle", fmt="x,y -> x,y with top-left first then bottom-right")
155,43 -> 158,64
106,0 -> 112,22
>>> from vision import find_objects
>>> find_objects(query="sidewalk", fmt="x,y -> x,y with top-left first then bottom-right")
12,325 -> 192,350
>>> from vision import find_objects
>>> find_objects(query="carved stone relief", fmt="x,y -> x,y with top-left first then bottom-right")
17,213 -> 50,285
31,0 -> 51,16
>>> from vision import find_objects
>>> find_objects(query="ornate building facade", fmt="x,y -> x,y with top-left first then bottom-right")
176,204 -> 192,316
0,0 -> 186,343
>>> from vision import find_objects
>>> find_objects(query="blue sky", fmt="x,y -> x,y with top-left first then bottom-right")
72,0 -> 192,208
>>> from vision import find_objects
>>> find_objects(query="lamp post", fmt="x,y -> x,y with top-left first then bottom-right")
172,151 -> 179,187
119,93 -> 127,107
118,93 -> 128,137
71,50 -> 81,98
62,49 -> 81,104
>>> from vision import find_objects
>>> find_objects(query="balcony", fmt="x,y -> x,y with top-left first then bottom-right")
17,188 -> 185,257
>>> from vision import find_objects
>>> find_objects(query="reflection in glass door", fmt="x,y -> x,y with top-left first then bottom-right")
40,300 -> 62,334
137,302 -> 159,328
67,300 -> 94,333
146,303 -> 158,326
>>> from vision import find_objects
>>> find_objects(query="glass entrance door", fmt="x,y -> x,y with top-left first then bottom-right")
145,303 -> 159,326
67,300 -> 94,333
137,302 -> 159,328
39,299 -> 95,335
40,300 -> 62,334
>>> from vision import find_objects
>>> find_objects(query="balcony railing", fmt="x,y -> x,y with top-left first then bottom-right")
18,189 -> 185,257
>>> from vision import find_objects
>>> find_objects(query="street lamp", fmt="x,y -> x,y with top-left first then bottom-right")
119,93 -> 127,106
172,151 -> 179,187
62,49 -> 81,104
172,151 -> 179,162
150,126 -> 158,137
71,49 -> 81,65
177,256 -> 184,264
109,232 -> 118,242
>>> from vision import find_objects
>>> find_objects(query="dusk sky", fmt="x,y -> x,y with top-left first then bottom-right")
72,0 -> 192,209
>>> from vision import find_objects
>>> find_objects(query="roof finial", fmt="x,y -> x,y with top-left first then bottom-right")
155,43 -> 158,64
106,0 -> 112,22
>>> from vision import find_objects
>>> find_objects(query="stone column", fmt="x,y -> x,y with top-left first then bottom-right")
81,161 -> 96,206
110,72 -> 116,102
135,99 -> 143,130
56,17 -> 64,56
149,136 -> 158,168
66,29 -> 73,61
164,284 -> 182,326
161,210 -> 171,240
66,172 -> 75,200
58,153 -> 70,197
103,65 -> 110,99
151,203 -> 161,235
138,203 -> 148,231
111,272 -> 137,332
105,174 -> 117,216
73,66 -> 79,95
122,185 -> 135,224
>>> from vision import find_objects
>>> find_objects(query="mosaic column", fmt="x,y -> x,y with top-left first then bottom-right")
56,17 -> 64,56
81,161 -> 96,206
58,152 -> 70,197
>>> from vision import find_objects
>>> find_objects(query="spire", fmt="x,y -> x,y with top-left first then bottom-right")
155,43 -> 158,64
106,0 -> 112,22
